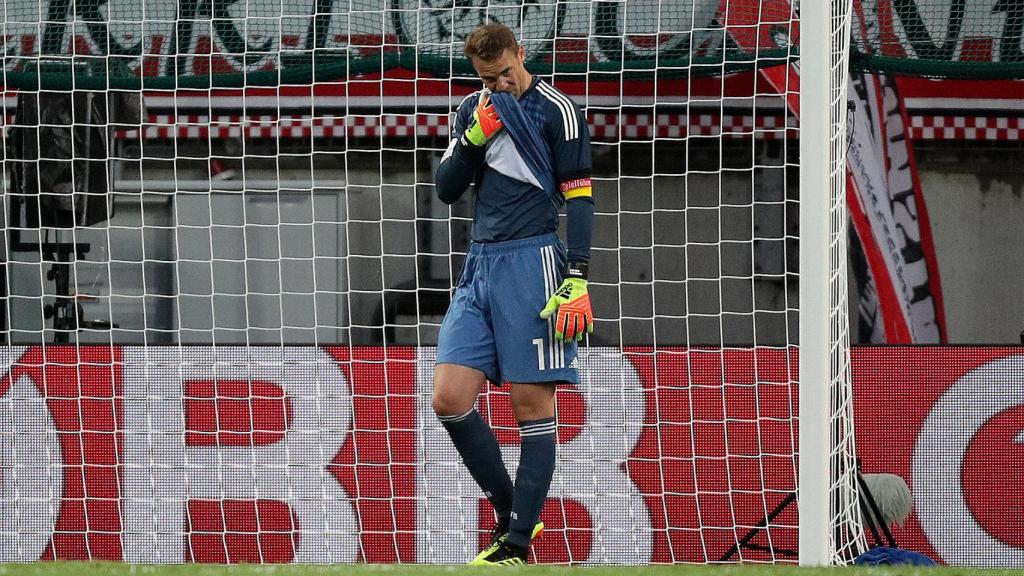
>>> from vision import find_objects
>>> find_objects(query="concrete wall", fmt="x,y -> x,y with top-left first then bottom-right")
4,140 -> 1020,345
914,146 -> 1024,344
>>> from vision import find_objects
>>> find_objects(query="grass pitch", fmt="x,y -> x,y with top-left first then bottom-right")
1,564 -> 1024,576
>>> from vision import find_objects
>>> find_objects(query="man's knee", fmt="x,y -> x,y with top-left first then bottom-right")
432,390 -> 474,417
509,382 -> 557,422
433,363 -> 486,416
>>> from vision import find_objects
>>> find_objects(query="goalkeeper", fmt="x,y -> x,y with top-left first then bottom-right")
432,22 -> 595,567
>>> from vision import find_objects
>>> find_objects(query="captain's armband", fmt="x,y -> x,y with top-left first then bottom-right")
560,177 -> 592,199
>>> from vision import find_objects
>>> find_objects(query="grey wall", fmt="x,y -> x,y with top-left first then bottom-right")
914,146 -> 1024,344
4,140 -> 1020,345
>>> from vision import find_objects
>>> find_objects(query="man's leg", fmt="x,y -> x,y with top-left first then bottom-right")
433,363 -> 515,521
506,381 -> 558,549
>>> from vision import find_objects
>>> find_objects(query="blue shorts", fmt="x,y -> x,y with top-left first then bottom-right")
437,233 -> 578,385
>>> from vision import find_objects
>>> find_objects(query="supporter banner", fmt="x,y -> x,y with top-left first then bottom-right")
0,0 -> 722,76
1,345 -> 1021,566
6,0 -> 1021,74
846,70 -> 947,343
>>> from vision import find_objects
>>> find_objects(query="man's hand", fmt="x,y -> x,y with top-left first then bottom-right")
463,92 -> 503,147
539,277 -> 594,342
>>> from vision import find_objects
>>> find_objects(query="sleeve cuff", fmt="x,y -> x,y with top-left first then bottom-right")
566,261 -> 589,279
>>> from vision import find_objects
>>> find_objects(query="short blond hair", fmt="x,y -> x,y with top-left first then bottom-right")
463,23 -> 517,61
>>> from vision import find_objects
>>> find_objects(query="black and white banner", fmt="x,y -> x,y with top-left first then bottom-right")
845,71 -> 947,343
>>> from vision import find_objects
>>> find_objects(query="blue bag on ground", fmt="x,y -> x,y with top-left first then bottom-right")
854,546 -> 937,566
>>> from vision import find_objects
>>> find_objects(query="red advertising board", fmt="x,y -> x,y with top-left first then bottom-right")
853,347 -> 1024,567
0,346 -> 1020,565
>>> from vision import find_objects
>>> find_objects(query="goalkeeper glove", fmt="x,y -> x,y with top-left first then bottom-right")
539,263 -> 594,342
462,92 -> 503,147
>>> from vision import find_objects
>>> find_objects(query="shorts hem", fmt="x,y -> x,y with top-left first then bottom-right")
434,359 -> 499,385
500,369 -> 579,387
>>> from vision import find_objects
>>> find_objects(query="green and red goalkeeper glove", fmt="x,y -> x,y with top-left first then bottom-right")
462,92 -> 503,147
539,264 -> 594,342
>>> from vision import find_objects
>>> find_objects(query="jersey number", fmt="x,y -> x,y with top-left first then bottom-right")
533,338 -> 546,371
533,337 -> 565,370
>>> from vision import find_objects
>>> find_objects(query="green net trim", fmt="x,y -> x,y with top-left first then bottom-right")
7,48 -> 1022,91
850,52 -> 1024,80
1,48 -> 796,90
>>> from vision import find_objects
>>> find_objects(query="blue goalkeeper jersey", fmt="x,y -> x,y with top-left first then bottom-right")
434,77 -> 593,261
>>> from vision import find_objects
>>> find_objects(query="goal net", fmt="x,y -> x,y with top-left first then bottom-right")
0,0 -> 872,565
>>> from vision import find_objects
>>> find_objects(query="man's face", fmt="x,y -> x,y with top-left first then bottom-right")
471,46 -> 527,97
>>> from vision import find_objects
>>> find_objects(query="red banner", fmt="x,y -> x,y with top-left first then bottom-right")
0,346 -> 1021,566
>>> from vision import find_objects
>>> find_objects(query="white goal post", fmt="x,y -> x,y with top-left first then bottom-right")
0,0 -> 863,565
799,0 -> 863,566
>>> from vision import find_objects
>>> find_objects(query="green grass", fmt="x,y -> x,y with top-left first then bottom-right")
1,564 -> 1023,576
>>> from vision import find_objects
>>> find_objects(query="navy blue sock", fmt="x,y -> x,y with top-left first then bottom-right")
439,409 -> 514,519
507,417 -> 556,547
